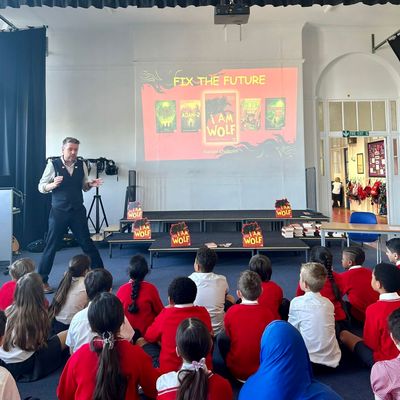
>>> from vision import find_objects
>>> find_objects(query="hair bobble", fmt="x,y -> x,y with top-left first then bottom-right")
192,357 -> 206,371
102,331 -> 115,350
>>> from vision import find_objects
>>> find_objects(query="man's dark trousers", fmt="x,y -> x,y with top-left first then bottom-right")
38,206 -> 104,284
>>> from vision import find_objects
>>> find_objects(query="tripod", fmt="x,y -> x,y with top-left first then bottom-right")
87,168 -> 109,234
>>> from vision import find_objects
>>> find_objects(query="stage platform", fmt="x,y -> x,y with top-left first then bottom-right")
120,209 -> 329,232
147,231 -> 310,268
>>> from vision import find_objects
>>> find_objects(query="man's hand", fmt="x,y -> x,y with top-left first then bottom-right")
47,175 -> 63,191
89,178 -> 103,188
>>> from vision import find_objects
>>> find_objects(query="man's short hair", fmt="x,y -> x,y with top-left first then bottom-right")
168,277 -> 197,305
84,268 -> 113,300
343,246 -> 366,266
300,262 -> 327,293
62,137 -> 80,146
238,270 -> 262,301
386,238 -> 400,255
195,246 -> 217,273
374,263 -> 400,293
249,254 -> 272,282
388,308 -> 400,344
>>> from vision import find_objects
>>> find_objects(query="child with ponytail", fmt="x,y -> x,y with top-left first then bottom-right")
57,292 -> 159,400
116,255 -> 163,337
49,254 -> 90,334
156,318 -> 232,400
296,246 -> 347,323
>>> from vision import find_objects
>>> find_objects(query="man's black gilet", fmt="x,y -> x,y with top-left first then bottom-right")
51,158 -> 84,211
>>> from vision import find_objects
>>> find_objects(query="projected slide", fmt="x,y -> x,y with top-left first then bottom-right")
140,67 -> 297,161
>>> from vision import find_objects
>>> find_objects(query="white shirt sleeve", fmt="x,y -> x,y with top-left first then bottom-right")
38,160 -> 56,193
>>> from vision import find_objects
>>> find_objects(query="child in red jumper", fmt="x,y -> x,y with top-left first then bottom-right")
58,292 -> 159,400
340,246 -> 379,322
249,254 -> 284,320
116,255 -> 164,337
144,277 -> 213,373
221,270 -> 275,381
340,263 -> 400,367
0,258 -> 35,311
386,238 -> 400,269
156,318 -> 232,400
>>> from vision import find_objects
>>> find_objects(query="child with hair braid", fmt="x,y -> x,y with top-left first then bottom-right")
57,292 -> 159,400
296,246 -> 347,324
340,246 -> 378,323
49,254 -> 90,334
156,318 -> 232,400
116,255 -> 164,337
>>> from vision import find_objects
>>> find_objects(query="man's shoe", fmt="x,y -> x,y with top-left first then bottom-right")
43,283 -> 55,294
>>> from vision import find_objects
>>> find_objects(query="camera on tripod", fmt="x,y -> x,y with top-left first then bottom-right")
87,157 -> 118,176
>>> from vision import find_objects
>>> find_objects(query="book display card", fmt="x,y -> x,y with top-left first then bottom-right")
242,222 -> 264,248
170,222 -> 191,247
133,218 -> 151,240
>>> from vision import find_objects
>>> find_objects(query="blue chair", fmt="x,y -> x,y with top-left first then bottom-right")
347,211 -> 381,263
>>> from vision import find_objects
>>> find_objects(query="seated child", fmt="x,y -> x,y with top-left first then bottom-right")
239,321 -> 342,400
157,318 -> 233,400
189,246 -> 234,335
249,254 -> 284,320
340,246 -> 379,322
386,238 -> 400,269
58,292 -> 159,400
296,246 -> 347,323
0,258 -> 35,311
0,311 -> 21,400
288,262 -> 341,369
0,272 -> 67,382
222,270 -> 275,381
340,263 -> 400,367
371,308 -> 400,400
66,268 -> 134,353
49,254 -> 90,334
144,277 -> 213,373
116,254 -> 164,337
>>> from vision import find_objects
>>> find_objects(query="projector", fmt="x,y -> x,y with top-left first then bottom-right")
214,4 -> 250,25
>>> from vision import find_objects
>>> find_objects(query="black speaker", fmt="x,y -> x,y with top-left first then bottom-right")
129,170 -> 136,187
124,170 -> 137,219
388,34 -> 400,62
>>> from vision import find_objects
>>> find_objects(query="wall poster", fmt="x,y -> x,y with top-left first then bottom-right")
368,140 -> 386,177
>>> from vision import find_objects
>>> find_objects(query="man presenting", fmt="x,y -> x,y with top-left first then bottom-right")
38,137 -> 104,293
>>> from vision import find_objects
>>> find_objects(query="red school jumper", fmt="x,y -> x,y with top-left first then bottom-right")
144,305 -> 213,373
296,272 -> 346,321
340,267 -> 379,321
259,280 -> 283,319
57,340 -> 160,400
363,295 -> 400,362
116,280 -> 164,336
157,370 -> 233,400
224,303 -> 275,381
0,280 -> 16,310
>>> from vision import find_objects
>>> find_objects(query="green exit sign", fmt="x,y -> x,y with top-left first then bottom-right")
342,130 -> 370,137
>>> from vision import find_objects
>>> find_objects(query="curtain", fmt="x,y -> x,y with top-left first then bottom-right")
0,27 -> 47,246
0,0 -> 399,8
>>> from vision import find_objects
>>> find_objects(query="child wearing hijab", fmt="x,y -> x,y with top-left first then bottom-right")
239,321 -> 342,400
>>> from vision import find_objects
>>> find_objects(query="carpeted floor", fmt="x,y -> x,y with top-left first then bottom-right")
1,240 -> 379,400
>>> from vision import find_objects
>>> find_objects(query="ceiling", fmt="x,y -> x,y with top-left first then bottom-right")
0,2 -> 399,30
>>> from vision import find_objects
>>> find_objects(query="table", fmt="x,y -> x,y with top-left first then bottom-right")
319,222 -> 400,262
148,231 -> 310,268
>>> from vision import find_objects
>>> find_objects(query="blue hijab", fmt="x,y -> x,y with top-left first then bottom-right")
239,321 -> 342,400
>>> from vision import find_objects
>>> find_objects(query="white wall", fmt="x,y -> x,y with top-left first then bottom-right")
45,22 -> 306,225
